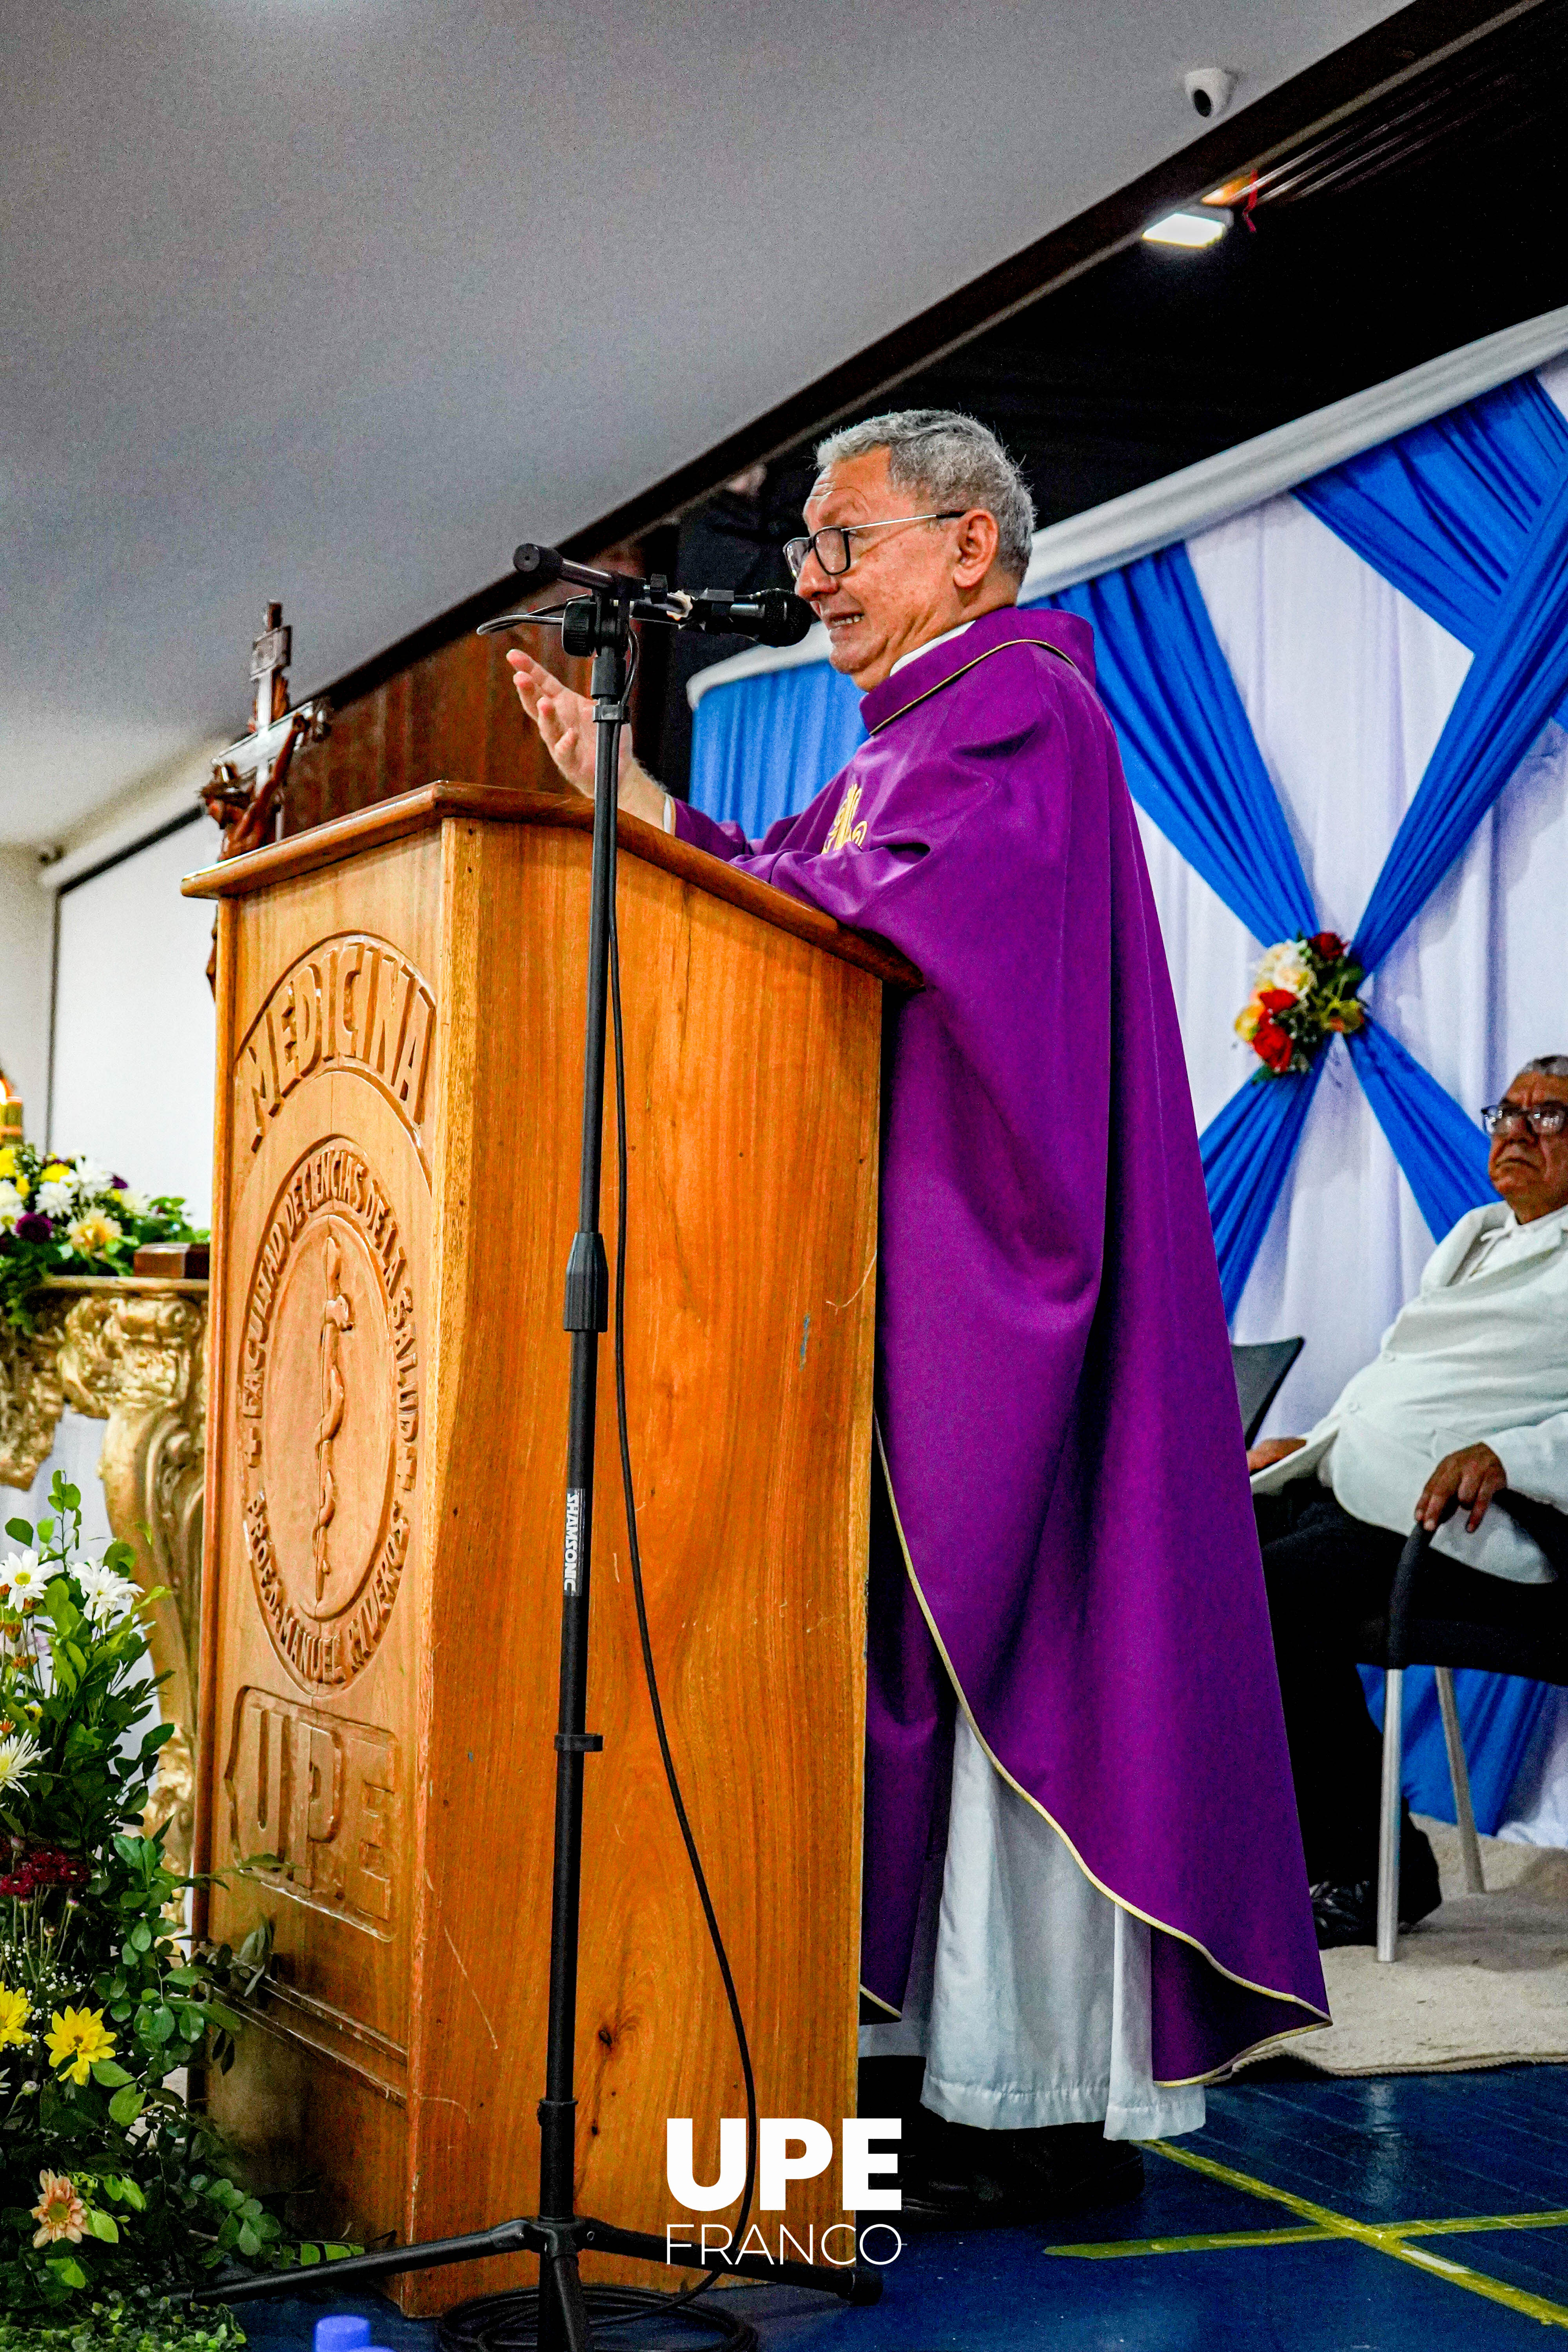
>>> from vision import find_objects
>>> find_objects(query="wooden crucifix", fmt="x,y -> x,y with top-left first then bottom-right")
200,603 -> 331,987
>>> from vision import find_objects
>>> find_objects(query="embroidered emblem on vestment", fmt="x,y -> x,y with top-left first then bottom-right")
824,780 -> 869,853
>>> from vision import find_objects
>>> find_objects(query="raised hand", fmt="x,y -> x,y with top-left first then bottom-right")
507,648 -> 621,798
507,646 -> 669,828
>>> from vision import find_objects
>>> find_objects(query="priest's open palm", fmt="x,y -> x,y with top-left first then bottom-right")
507,648 -> 620,797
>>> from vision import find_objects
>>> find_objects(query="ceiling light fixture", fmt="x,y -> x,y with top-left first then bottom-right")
1143,208 -> 1230,249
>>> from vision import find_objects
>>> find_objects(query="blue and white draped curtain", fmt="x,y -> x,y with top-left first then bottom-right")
688,363 -> 1568,1835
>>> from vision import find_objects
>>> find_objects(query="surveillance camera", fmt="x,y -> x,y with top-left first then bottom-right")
1184,66 -> 1238,120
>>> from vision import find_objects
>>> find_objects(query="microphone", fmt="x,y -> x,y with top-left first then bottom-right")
502,544 -> 813,647
678,588 -> 813,648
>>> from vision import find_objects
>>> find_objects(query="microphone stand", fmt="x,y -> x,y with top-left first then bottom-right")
196,554 -> 871,2349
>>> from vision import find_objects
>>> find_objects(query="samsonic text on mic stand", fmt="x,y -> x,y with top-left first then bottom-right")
194,548 -> 881,2351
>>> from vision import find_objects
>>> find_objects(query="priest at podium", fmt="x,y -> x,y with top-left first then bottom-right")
509,409 -> 1327,2224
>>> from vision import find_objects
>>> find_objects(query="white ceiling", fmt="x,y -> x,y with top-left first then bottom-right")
1,0 -> 1403,844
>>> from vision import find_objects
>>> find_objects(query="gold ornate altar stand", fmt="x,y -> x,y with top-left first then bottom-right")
0,1276 -> 209,1867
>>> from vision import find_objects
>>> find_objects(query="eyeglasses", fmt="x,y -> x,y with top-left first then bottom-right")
1481,1100 -> 1568,1140
782,512 -> 965,581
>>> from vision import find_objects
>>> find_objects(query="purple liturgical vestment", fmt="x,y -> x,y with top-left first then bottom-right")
673,605 -> 1327,2081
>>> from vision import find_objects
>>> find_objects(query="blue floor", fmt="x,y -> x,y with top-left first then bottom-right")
230,2063 -> 1568,2352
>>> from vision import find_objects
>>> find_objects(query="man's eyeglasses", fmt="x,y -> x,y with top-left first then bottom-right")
1481,1100 -> 1568,1140
783,512 -> 965,582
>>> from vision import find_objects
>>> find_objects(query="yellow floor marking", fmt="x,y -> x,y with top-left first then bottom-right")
1050,2225 -> 1331,2259
1132,2141 -> 1568,2329
1051,2209 -> 1568,2264
1400,2211 -> 1568,2239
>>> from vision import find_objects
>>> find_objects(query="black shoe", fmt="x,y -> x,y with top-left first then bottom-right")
898,2112 -> 1144,2231
1004,2123 -> 1145,2222
1310,1864 -> 1442,1949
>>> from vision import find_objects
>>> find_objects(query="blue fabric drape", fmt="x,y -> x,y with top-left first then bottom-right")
1360,1664 -> 1543,1837
1199,1062 -> 1325,1318
1345,1019 -> 1493,1245
1298,373 -> 1568,723
1050,550 -> 1316,948
688,661 -> 862,831
1352,463 -> 1568,975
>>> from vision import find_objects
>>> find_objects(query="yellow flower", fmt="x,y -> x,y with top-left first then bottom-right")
0,1147 -> 14,1177
40,1162 -> 70,1185
45,2004 -> 115,2085
66,1209 -> 122,1256
1234,998 -> 1263,1042
0,1983 -> 29,2047
31,2169 -> 86,2247
13,1174 -> 28,1200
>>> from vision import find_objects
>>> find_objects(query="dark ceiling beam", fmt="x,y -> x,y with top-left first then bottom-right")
323,0 -> 1547,713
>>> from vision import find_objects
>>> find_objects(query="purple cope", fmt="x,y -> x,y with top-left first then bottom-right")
674,605 -> 1328,2081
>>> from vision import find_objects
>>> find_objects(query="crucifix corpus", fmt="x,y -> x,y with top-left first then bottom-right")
200,603 -> 332,987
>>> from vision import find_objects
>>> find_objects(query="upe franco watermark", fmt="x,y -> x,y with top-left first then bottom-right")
664,2118 -> 903,2269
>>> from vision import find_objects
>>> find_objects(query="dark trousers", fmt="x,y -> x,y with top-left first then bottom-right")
1256,1481 -> 1434,1888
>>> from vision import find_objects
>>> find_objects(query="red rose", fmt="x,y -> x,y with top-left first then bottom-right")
1253,1022 -> 1295,1073
1258,987 -> 1297,1013
1311,931 -> 1345,958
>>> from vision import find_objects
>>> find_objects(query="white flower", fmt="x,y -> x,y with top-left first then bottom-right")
71,1159 -> 111,1196
65,1210 -> 122,1257
111,1187 -> 147,1216
1252,940 -> 1311,999
0,1181 -> 20,1229
75,1564 -> 139,1628
0,1731 -> 42,1793
1,1550 -> 46,1602
35,1182 -> 73,1219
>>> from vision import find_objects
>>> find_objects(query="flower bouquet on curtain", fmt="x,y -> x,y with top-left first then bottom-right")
0,1149 -> 204,1335
0,1475 -> 348,2324
1234,932 -> 1367,1076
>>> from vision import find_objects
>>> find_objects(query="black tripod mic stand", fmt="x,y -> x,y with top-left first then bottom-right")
195,554 -> 873,2348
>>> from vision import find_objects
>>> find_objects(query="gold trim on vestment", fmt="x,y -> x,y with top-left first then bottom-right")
866,633 -> 1081,736
872,1422 -> 1330,2082
859,1983 -> 901,2019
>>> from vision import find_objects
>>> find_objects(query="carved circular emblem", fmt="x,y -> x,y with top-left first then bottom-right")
240,1140 -> 417,1689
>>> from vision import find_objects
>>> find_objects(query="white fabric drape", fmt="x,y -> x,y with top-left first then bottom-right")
1135,358 -> 1568,1838
1140,355 -> 1568,1446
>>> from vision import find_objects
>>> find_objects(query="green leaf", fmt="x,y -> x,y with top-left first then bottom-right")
4,1517 -> 33,1543
298,2241 -> 321,2266
46,2256 -> 86,2289
129,1919 -> 153,1953
91,2058 -> 134,2086
236,2221 -> 261,2256
118,2175 -> 147,2209
88,2207 -> 119,2242
108,2085 -> 145,2125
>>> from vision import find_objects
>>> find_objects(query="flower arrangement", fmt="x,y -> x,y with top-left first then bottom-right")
1,1474 -> 348,2321
0,1146 -> 204,1334
1234,932 -> 1367,1077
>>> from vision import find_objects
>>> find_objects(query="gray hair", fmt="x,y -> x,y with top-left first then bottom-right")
1522,1055 -> 1568,1077
813,408 -> 1036,583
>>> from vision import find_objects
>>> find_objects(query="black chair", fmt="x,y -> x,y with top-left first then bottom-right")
1356,1490 -> 1568,1960
1231,1336 -> 1305,1448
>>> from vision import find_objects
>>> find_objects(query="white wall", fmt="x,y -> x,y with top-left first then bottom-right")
0,848 -> 55,1124
49,816 -> 221,1224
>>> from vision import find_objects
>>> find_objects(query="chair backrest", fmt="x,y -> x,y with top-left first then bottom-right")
1231,1336 -> 1305,1448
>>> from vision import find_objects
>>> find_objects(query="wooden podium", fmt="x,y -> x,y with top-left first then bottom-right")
183,785 -> 907,2315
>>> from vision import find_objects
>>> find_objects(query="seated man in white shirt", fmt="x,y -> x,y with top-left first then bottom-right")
1249,1056 -> 1568,1947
